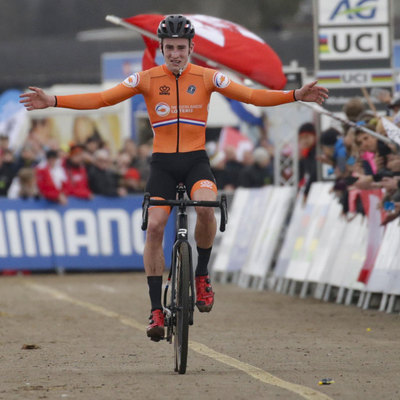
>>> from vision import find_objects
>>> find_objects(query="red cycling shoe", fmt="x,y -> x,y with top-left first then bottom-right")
147,309 -> 165,342
195,275 -> 214,312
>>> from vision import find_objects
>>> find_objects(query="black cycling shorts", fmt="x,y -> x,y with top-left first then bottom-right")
146,150 -> 216,200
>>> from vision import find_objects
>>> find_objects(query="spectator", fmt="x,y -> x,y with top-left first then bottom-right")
241,149 -> 254,168
135,143 -> 152,189
0,135 -> 9,155
36,149 -> 69,205
123,138 -> 139,166
388,94 -> 400,119
14,144 -> 39,172
319,127 -> 347,175
115,150 -> 133,176
122,167 -> 142,194
8,168 -> 39,199
238,147 -> 273,188
82,135 -> 104,168
297,122 -> 317,197
88,149 -> 127,197
210,151 -> 231,191
224,145 -> 243,189
64,145 -> 92,200
343,97 -> 365,122
0,149 -> 16,196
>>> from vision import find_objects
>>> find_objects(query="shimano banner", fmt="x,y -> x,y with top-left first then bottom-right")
0,196 -> 175,272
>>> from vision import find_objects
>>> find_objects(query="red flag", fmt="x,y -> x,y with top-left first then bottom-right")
124,14 -> 287,89
141,35 -> 159,70
357,190 -> 385,284
218,126 -> 253,161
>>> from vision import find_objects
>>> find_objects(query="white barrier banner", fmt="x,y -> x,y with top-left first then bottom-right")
386,220 -> 400,296
239,186 -> 294,287
306,195 -> 346,284
273,192 -> 305,279
327,214 -> 367,290
367,219 -> 400,294
284,182 -> 333,281
225,187 -> 274,273
212,189 -> 249,274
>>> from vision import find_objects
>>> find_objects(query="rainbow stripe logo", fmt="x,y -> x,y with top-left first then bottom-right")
319,34 -> 329,54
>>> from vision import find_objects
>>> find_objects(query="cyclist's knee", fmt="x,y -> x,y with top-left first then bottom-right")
147,210 -> 169,241
195,206 -> 215,223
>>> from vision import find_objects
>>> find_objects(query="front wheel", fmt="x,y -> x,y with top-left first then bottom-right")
174,241 -> 191,374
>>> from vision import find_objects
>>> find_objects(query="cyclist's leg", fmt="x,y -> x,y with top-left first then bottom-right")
191,186 -> 217,251
186,156 -> 218,273
144,158 -> 176,340
144,207 -> 169,278
186,155 -> 217,312
145,207 -> 170,340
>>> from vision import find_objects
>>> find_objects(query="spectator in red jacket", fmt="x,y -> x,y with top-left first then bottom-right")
36,149 -> 70,204
64,145 -> 92,200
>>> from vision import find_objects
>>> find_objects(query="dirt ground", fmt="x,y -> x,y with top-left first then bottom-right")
0,272 -> 399,400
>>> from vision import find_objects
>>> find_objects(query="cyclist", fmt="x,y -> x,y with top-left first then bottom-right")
20,14 -> 329,342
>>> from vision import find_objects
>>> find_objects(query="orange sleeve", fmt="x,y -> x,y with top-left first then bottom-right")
216,80 -> 295,106
249,88 -> 296,106
56,83 -> 136,110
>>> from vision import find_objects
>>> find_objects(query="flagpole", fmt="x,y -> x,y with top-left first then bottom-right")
299,101 -> 395,145
106,15 -> 159,40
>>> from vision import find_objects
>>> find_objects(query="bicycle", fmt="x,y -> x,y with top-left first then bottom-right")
141,183 -> 228,374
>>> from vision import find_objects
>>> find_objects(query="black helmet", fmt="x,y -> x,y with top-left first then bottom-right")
157,15 -> 195,39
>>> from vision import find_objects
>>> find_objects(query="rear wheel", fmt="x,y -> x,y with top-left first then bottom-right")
174,242 -> 190,374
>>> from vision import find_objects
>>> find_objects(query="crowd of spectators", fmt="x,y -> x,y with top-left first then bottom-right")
0,127 -> 151,204
316,93 -> 400,225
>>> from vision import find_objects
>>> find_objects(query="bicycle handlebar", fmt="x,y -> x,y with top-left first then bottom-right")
141,193 -> 228,232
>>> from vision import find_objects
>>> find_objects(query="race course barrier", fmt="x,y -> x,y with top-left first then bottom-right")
212,186 -> 295,289
211,183 -> 400,314
0,196 -> 175,272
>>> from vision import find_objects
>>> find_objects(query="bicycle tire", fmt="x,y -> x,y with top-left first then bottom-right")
174,241 -> 191,374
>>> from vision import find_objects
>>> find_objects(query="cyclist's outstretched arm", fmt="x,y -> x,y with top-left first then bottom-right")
293,80 -> 329,105
19,87 -> 57,111
213,73 -> 328,107
20,83 -> 136,111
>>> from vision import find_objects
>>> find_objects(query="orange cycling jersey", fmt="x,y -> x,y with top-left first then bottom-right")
57,63 -> 296,153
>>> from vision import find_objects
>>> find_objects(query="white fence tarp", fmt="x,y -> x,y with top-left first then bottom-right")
238,186 -> 294,289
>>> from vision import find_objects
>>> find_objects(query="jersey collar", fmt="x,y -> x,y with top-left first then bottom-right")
162,63 -> 192,78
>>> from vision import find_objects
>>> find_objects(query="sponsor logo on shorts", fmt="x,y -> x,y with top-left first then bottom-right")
123,73 -> 140,88
199,180 -> 215,189
159,85 -> 170,95
213,72 -> 230,89
155,102 -> 171,117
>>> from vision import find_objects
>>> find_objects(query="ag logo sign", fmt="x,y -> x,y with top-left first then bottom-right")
318,0 -> 389,26
319,26 -> 389,60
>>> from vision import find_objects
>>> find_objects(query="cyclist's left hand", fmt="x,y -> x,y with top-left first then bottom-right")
295,81 -> 329,105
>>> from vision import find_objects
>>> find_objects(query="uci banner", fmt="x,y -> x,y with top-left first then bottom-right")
314,0 -> 394,112
0,196 -> 174,272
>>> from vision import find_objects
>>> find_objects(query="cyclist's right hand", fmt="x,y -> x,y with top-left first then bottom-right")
19,87 -> 56,111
